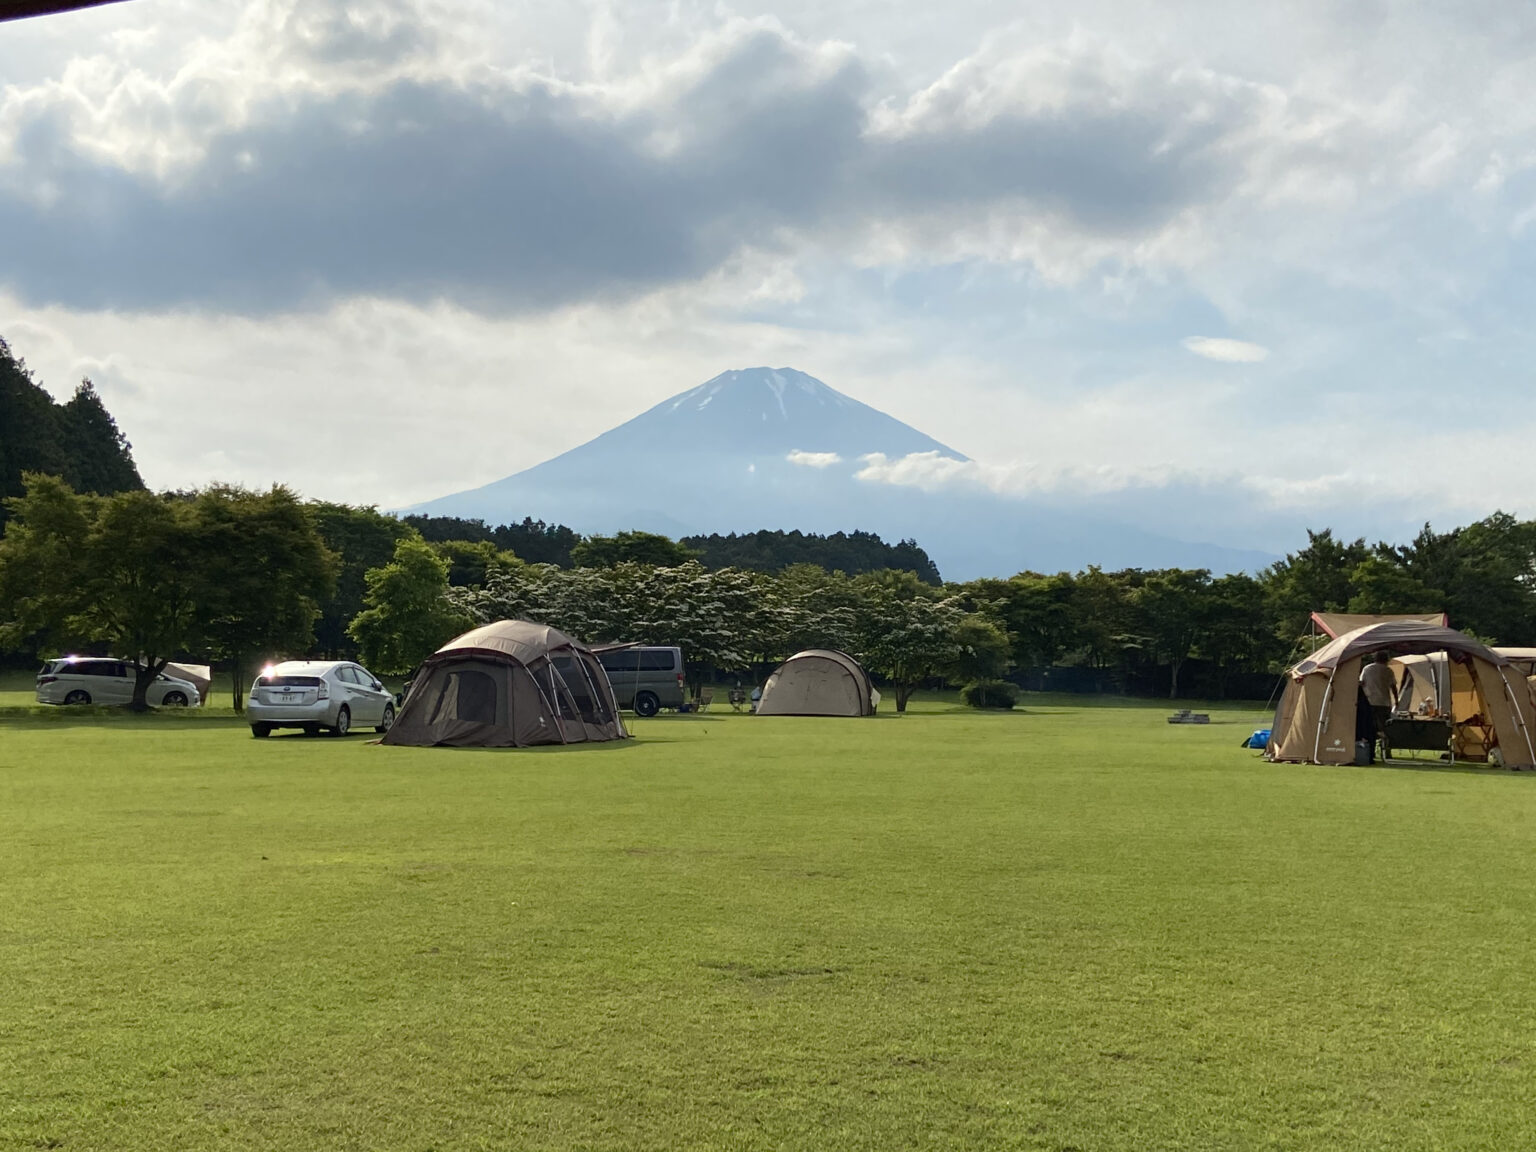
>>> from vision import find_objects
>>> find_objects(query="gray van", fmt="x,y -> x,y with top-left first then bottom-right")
596,646 -> 685,715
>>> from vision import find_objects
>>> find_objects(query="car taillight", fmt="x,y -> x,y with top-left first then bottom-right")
37,675 -> 57,685
677,672 -> 684,686
316,681 -> 329,700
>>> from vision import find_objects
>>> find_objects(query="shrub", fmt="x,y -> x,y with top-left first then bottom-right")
962,679 -> 1018,710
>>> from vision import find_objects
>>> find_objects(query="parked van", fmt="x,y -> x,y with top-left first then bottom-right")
36,657 -> 202,707
596,646 -> 685,716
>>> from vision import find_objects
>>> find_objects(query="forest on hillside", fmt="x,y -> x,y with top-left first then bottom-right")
0,340 -> 143,523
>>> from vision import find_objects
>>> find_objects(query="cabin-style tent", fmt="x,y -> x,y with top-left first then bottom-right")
382,620 -> 628,748
757,649 -> 878,716
1267,621 -> 1536,768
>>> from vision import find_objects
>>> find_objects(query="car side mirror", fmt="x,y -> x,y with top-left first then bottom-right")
373,681 -> 384,692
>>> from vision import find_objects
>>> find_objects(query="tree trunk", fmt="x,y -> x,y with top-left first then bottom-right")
896,682 -> 914,712
1169,656 -> 1183,699
131,659 -> 165,711
232,650 -> 244,712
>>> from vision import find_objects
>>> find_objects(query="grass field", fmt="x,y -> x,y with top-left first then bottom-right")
5,689 -> 1536,1150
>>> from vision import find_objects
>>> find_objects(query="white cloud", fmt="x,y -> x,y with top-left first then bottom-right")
786,450 -> 843,469
1181,336 -> 1270,362
853,450 -> 1192,498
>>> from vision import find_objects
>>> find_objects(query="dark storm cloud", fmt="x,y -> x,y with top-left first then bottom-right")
0,29 -> 1251,313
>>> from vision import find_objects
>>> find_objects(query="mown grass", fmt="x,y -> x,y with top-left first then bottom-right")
4,693 -> 1536,1150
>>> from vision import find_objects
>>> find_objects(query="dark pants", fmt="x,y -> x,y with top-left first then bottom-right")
1371,706 -> 1393,757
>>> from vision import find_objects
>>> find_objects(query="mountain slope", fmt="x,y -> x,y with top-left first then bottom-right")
408,367 -> 1272,579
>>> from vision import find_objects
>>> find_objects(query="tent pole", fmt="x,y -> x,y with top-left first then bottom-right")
1313,667 -> 1339,764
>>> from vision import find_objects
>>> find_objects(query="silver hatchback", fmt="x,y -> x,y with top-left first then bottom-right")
247,660 -> 394,738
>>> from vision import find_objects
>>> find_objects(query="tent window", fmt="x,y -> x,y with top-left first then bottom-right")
552,654 -> 603,723
453,670 -> 498,723
545,666 -> 580,722
579,655 -> 615,723
425,667 -> 499,725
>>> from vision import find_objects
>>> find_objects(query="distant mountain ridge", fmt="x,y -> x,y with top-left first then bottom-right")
408,367 -> 1273,580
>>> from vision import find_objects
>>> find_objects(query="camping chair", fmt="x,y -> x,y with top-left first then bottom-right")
728,687 -> 748,711
695,687 -> 714,712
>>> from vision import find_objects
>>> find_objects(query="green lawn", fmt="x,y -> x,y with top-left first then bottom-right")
4,694 -> 1536,1150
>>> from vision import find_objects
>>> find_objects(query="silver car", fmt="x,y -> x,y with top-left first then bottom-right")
247,660 -> 395,738
36,657 -> 201,707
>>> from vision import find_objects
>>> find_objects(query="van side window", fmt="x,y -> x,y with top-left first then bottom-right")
599,651 -> 640,672
638,650 -> 676,671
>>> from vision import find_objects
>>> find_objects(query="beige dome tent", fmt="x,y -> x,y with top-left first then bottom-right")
1267,621 -> 1536,768
383,620 -> 628,748
757,649 -> 878,716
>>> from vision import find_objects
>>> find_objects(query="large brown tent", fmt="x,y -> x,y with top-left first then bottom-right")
1267,621 -> 1536,768
757,649 -> 877,716
382,620 -> 628,748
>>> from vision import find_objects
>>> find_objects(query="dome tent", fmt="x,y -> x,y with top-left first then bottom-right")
757,649 -> 878,717
383,620 -> 628,748
1267,621 -> 1536,768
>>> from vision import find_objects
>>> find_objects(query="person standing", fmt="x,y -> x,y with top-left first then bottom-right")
1360,651 -> 1397,760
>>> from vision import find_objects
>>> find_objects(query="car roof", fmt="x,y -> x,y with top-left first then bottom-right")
265,660 -> 350,676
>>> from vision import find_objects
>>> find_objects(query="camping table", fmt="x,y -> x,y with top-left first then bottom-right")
1383,716 -> 1453,753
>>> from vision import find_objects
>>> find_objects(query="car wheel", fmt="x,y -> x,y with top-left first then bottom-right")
332,706 -> 351,737
634,691 -> 660,717
63,689 -> 92,706
162,691 -> 188,707
375,704 -> 395,734
251,724 -> 272,738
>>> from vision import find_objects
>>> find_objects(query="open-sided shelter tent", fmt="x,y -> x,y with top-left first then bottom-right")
1310,611 -> 1448,639
757,649 -> 877,716
383,620 -> 627,748
1392,653 -> 1449,715
1268,621 -> 1536,768
164,662 -> 212,706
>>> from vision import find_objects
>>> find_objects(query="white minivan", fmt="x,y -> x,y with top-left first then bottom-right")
36,658 -> 202,707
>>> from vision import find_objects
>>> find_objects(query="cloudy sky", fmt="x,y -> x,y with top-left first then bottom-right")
2,0 -> 1533,551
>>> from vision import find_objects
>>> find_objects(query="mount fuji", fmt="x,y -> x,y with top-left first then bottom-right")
407,367 -> 1272,580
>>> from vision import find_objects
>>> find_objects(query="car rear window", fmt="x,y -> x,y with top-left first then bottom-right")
257,675 -> 322,687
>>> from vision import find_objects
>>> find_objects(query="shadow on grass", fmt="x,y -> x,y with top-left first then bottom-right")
0,706 -> 248,731
1269,756 -> 1536,780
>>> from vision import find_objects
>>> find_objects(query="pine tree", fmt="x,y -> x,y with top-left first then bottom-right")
60,379 -> 144,496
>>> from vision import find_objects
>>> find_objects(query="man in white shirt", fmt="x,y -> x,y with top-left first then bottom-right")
1360,651 -> 1397,759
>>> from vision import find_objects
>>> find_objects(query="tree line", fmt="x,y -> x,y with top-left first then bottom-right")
404,516 -> 943,582
9,465 -> 1536,708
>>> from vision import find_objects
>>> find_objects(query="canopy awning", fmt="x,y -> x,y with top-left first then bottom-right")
1310,611 -> 1448,639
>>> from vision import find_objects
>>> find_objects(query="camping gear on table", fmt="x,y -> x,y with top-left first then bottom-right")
756,650 -> 878,717
382,620 -> 628,748
1266,621 -> 1536,769
1168,709 -> 1210,724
